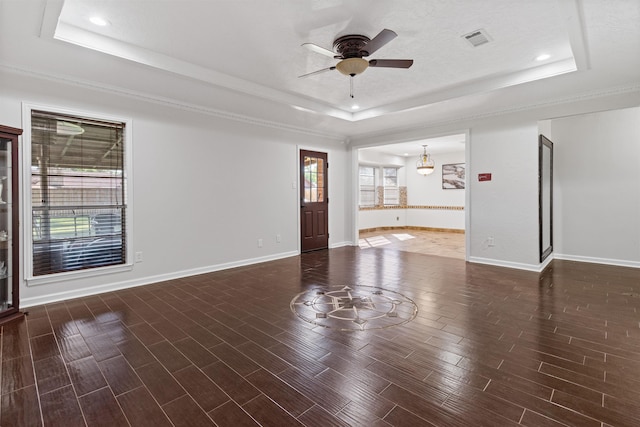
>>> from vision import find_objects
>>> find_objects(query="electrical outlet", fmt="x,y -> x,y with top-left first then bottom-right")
487,237 -> 495,247
135,251 -> 143,263
258,239 -> 263,248
276,234 -> 281,243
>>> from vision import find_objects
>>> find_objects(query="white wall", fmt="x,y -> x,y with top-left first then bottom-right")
405,150 -> 465,230
405,150 -> 465,206
1,70 -> 350,306
467,120 -> 540,268
551,107 -> 640,266
358,209 -> 407,230
405,209 -> 465,230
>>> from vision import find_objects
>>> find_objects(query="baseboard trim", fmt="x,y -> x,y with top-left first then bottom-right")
20,250 -> 300,308
540,255 -> 554,271
554,253 -> 640,269
468,256 -> 545,272
466,252 -> 640,273
330,241 -> 354,249
31,249 -> 637,308
360,226 -> 465,234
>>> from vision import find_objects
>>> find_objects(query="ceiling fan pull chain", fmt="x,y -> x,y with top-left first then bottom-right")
350,75 -> 354,98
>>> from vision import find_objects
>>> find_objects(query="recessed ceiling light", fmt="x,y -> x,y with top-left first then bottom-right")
404,153 -> 409,156
89,16 -> 110,26
535,54 -> 551,61
351,105 -> 360,110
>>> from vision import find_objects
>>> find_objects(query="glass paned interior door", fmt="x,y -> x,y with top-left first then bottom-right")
0,136 -> 12,311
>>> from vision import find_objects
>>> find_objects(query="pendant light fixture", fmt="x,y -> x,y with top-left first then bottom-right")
416,145 -> 435,175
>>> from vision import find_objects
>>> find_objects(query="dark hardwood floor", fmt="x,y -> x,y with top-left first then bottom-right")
2,246 -> 640,426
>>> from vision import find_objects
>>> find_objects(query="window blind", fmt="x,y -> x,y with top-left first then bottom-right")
31,110 -> 126,276
359,166 -> 375,207
383,167 -> 399,205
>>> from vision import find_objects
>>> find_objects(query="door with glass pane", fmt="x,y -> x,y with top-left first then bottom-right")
0,125 -> 23,324
300,150 -> 328,252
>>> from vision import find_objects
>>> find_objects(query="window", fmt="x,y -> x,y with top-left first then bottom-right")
383,167 -> 399,205
359,166 -> 376,207
27,108 -> 130,279
303,155 -> 324,203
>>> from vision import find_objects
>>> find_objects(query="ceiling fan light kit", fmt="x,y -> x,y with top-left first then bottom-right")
336,58 -> 369,76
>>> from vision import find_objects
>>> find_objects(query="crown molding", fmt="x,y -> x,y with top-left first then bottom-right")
51,20 -> 354,122
0,63 -> 346,143
349,82 -> 640,146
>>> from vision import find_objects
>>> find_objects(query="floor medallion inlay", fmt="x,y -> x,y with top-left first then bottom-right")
290,285 -> 418,331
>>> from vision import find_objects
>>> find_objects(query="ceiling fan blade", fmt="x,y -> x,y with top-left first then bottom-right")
368,59 -> 414,68
298,66 -> 336,78
361,29 -> 397,56
302,43 -> 337,58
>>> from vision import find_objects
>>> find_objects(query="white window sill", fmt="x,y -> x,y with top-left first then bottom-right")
26,263 -> 134,287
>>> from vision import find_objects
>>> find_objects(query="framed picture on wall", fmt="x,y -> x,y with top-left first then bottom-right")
442,163 -> 465,189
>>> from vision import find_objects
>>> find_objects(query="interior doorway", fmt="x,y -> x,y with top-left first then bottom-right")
356,133 -> 468,259
300,149 -> 328,252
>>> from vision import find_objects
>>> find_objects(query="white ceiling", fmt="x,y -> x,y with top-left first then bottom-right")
1,0 -> 639,143
52,0 -> 579,114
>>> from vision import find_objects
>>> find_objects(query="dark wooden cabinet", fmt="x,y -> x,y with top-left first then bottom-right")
0,125 -> 23,324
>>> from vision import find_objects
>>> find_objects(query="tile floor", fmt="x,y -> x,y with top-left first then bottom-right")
358,228 -> 465,260
2,246 -> 640,426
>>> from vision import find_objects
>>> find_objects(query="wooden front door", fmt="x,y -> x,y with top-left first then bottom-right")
300,150 -> 328,252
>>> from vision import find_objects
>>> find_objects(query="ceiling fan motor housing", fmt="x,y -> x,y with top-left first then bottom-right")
333,35 -> 371,58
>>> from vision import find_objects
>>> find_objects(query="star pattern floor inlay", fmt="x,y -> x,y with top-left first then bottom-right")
290,285 -> 418,331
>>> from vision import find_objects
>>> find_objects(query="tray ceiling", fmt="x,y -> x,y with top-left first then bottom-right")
2,0 -> 638,141
51,0 -> 580,118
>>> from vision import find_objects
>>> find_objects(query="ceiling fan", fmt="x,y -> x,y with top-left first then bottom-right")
300,29 -> 414,97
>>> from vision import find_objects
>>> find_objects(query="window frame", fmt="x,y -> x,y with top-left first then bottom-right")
383,167 -> 400,206
358,165 -> 376,207
22,103 -> 134,286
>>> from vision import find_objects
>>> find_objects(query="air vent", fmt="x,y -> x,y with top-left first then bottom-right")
463,29 -> 492,47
